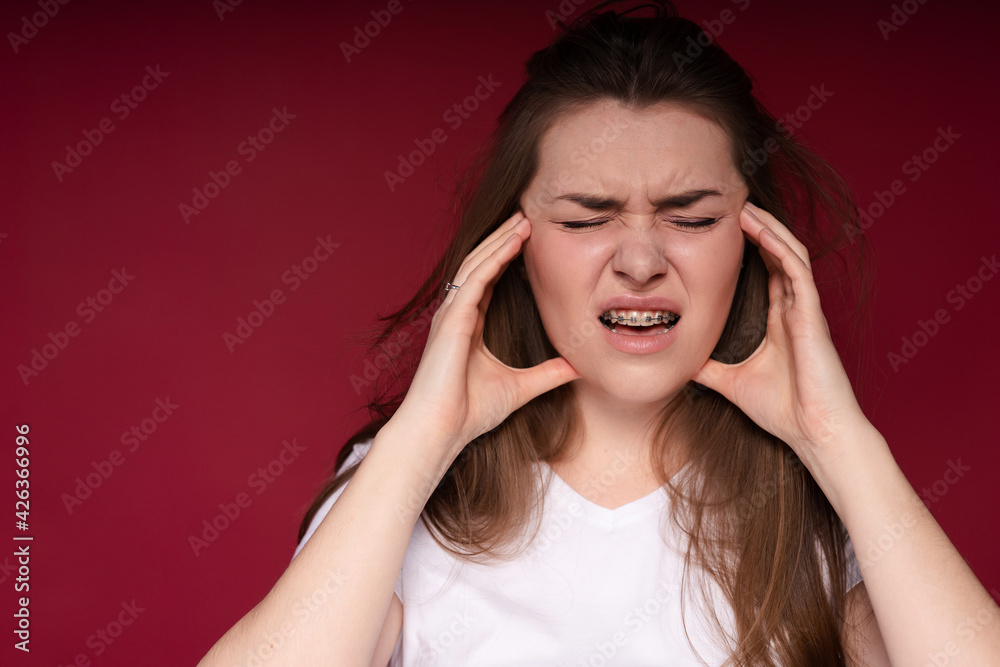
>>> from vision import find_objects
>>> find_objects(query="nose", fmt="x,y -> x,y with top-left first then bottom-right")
609,225 -> 670,287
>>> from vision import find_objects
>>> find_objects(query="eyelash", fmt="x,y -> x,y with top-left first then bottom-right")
559,217 -> 721,230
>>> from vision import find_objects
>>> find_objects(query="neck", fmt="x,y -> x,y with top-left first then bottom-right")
559,380 -> 687,481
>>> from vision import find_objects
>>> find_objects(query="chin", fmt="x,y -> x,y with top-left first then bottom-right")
575,367 -> 688,405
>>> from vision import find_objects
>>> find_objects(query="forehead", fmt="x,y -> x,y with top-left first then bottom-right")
535,100 -> 740,197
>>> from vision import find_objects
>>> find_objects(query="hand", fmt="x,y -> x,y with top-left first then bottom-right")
692,201 -> 870,463
391,211 -> 581,456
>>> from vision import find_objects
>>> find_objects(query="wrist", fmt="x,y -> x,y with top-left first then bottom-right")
802,421 -> 902,517
378,415 -> 464,475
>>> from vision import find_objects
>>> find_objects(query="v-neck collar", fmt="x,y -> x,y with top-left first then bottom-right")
537,460 -> 671,528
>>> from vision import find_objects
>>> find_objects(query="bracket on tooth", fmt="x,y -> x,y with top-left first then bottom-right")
600,313 -> 677,324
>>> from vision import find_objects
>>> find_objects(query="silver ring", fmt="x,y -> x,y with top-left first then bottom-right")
444,282 -> 461,291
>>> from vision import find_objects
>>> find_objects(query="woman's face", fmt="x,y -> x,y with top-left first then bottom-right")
518,100 -> 749,405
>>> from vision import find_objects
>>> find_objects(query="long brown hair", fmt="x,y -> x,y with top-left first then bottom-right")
299,2 -> 875,664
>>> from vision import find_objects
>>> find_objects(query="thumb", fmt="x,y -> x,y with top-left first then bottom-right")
517,357 -> 581,406
692,358 -> 732,399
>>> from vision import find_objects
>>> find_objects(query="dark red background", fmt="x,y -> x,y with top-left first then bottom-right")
2,0 -> 998,664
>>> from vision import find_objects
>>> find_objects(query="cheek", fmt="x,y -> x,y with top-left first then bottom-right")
675,232 -> 744,303
524,239 -> 567,307
525,234 -> 580,286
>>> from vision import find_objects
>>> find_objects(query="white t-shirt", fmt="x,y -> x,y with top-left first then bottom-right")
292,438 -> 863,666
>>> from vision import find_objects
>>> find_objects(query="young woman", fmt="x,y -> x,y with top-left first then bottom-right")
200,2 -> 1000,665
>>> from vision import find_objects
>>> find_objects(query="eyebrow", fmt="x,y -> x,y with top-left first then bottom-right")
552,188 -> 724,210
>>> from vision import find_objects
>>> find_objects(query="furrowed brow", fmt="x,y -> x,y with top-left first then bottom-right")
552,189 -> 724,210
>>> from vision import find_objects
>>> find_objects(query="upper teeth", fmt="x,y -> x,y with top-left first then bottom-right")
600,309 -> 679,326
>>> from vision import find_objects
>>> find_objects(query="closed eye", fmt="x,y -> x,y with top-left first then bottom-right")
559,217 -> 721,229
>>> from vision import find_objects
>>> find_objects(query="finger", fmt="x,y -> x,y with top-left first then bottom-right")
692,332 -> 766,400
753,228 -> 797,308
741,207 -> 803,301
445,224 -> 528,334
432,216 -> 529,351
743,201 -> 812,271
511,357 -> 581,409
740,207 -> 783,277
474,219 -> 532,340
754,216 -> 823,313
446,212 -> 527,300
442,217 -> 524,312
692,357 -> 733,399
466,211 -> 527,269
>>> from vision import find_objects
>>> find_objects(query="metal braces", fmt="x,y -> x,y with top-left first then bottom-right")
600,313 -> 678,324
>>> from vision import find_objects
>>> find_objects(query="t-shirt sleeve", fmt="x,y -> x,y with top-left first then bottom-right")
291,437 -> 404,600
843,529 -> 864,593
817,523 -> 864,599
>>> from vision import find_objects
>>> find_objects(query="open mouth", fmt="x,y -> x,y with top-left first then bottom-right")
599,310 -> 680,335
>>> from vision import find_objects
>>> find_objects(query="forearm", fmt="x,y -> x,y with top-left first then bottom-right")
199,419 -> 456,666
810,424 -> 1000,666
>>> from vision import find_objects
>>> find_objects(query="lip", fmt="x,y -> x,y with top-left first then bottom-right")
596,294 -> 682,316
594,294 -> 682,355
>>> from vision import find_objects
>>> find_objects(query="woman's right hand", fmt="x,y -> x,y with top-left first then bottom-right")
390,210 -> 581,457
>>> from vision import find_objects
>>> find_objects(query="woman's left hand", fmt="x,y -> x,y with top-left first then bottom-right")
692,201 -> 872,463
